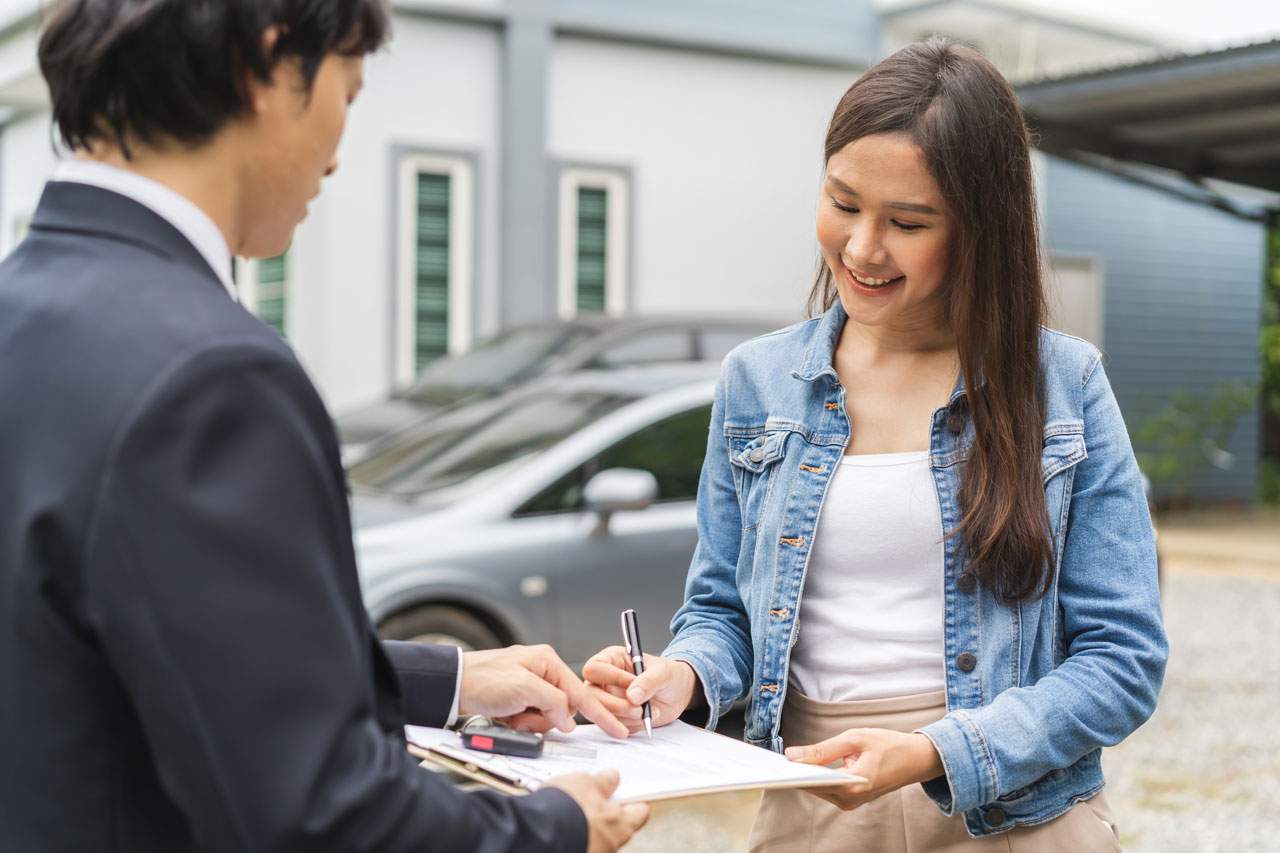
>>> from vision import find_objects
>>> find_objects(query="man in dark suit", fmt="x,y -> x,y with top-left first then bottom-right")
0,2 -> 649,851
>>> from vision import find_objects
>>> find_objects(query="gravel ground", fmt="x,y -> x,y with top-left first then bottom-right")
629,549 -> 1280,851
1101,564 -> 1280,852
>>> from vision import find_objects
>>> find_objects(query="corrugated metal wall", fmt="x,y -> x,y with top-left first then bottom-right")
1043,155 -> 1264,502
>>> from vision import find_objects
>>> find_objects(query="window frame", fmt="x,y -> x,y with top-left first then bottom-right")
233,252 -> 290,335
395,152 -> 475,387
556,165 -> 630,321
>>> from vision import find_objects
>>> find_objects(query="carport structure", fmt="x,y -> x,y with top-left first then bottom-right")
1016,36 -> 1280,495
1016,37 -> 1280,221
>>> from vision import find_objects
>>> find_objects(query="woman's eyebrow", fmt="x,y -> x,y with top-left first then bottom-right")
825,176 -> 941,216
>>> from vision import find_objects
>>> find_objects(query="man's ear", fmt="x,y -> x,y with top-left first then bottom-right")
241,25 -> 284,116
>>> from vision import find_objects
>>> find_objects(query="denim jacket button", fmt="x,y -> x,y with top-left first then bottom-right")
986,807 -> 1006,827
946,414 -> 964,434
956,652 -> 977,672
748,448 -> 765,463
956,572 -> 977,593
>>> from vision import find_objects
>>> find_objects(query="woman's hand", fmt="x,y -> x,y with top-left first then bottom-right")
582,647 -> 701,734
785,729 -> 945,810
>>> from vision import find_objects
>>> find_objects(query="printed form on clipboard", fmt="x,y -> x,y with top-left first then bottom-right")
405,720 -> 863,803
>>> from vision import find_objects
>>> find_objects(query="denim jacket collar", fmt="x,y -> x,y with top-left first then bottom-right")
790,301 -> 846,383
790,300 -> 976,409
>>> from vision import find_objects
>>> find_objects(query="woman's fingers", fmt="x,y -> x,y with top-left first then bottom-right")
785,729 -> 866,765
582,647 -> 636,690
810,785 -> 873,811
624,665 -> 673,706
588,686 -> 644,721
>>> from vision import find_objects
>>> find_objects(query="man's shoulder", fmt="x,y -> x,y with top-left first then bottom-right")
1,233 -> 303,439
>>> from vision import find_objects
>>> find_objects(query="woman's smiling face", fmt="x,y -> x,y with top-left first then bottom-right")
816,132 -> 954,336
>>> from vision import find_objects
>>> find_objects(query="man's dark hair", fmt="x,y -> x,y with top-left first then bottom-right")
38,0 -> 391,156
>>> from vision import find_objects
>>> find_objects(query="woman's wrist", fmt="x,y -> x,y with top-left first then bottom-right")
671,659 -> 703,710
905,732 -> 945,784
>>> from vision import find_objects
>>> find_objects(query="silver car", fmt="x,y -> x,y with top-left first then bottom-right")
349,364 -> 718,668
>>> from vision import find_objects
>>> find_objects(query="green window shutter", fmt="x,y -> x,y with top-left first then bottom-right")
416,172 -> 451,371
576,187 -> 608,314
257,251 -> 288,336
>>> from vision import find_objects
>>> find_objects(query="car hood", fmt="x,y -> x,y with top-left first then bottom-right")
349,492 -> 439,529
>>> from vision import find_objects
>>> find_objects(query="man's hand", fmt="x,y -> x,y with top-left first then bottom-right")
459,645 -> 629,738
546,771 -> 650,853
785,728 -> 945,810
582,647 -> 700,734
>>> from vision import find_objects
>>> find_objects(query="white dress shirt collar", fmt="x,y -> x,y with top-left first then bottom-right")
52,159 -> 238,302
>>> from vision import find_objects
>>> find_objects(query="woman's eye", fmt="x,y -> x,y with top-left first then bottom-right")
831,200 -> 858,213
893,221 -> 925,232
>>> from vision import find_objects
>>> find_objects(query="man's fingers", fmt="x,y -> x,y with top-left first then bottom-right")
592,769 -> 621,798
500,711 -> 555,733
537,652 -> 630,738
573,682 -> 630,739
513,671 -> 576,732
620,802 -> 651,833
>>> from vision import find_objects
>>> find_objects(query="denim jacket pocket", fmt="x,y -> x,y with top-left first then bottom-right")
727,430 -> 788,530
1040,427 -> 1086,484
1041,427 -> 1087,559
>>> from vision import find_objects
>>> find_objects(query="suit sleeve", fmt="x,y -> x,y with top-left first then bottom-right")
382,640 -> 461,726
81,340 -> 587,853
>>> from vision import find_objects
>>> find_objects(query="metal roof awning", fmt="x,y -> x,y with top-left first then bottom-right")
1017,37 -> 1280,220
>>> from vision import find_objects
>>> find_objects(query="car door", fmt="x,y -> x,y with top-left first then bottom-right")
513,403 -> 711,668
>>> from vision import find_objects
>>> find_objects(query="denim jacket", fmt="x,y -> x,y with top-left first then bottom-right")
663,302 -> 1168,837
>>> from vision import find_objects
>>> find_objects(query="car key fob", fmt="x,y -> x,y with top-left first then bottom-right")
459,725 -> 544,758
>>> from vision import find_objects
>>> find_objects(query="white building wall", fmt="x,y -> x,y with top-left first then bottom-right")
0,111 -> 58,255
548,37 -> 857,323
285,13 -> 501,414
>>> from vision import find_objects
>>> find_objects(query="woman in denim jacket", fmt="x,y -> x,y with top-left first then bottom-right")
585,39 -> 1167,850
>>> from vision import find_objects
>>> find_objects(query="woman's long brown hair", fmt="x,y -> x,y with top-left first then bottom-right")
808,39 -> 1053,602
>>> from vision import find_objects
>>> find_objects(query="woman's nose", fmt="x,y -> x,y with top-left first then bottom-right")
845,223 -> 888,269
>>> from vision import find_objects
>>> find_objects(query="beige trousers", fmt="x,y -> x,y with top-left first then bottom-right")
748,689 -> 1122,853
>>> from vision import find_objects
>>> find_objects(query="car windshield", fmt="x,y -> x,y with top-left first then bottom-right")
347,389 -> 635,500
402,324 -> 593,404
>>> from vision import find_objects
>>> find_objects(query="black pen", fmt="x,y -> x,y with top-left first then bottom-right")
620,609 -> 652,739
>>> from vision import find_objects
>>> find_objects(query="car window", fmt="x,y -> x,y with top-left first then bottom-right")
588,329 -> 696,369
699,326 -> 767,362
405,324 -> 595,403
514,403 -> 712,516
348,390 -> 634,499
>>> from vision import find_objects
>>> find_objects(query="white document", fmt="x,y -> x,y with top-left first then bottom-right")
405,720 -> 861,802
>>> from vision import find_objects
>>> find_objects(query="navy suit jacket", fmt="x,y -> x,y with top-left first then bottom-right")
0,182 -> 585,852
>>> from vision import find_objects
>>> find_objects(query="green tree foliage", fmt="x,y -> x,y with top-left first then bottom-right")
1261,219 -> 1280,504
1131,381 -> 1256,505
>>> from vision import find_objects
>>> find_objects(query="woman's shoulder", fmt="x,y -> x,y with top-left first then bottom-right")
722,315 -> 823,374
1039,326 -> 1104,388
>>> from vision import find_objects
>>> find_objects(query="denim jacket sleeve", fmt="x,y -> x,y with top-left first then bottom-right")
918,357 -> 1169,814
662,377 -> 754,730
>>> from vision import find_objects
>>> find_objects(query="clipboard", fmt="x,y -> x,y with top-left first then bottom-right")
407,720 -> 864,802
408,742 -> 534,796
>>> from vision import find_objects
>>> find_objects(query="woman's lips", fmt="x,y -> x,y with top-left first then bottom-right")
844,265 -> 904,295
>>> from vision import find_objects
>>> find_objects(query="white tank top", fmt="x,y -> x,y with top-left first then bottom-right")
787,450 -> 946,702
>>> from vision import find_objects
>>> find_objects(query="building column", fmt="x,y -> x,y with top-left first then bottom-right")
499,0 -> 555,328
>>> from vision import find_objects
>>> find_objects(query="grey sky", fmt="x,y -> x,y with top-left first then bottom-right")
4,1 -> 1279,50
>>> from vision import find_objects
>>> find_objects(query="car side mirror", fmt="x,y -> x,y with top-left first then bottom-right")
583,468 -> 658,535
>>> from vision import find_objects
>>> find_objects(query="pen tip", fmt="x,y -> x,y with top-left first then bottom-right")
644,719 -> 653,739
